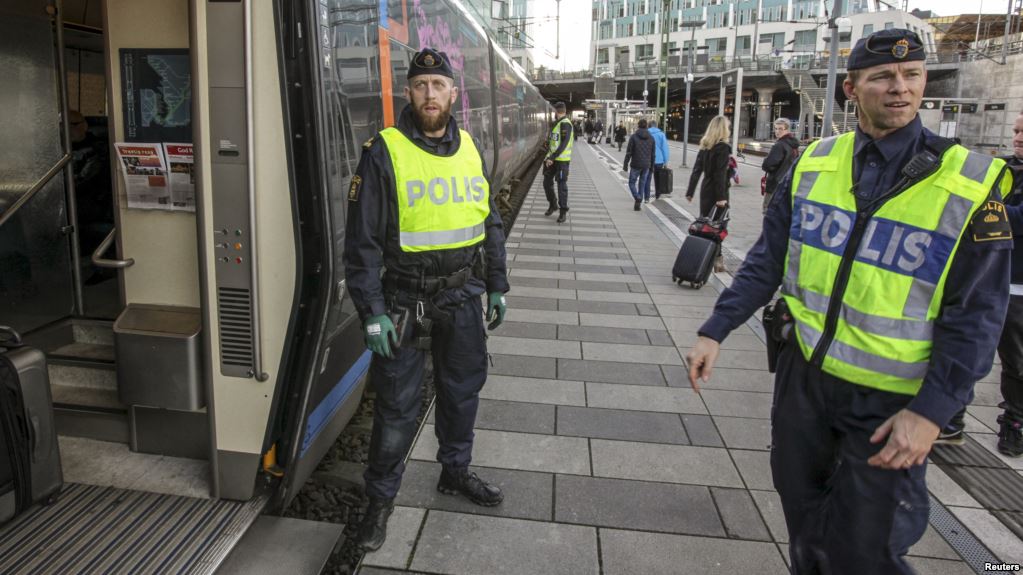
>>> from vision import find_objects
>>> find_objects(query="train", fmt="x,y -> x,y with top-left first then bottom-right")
0,0 -> 549,571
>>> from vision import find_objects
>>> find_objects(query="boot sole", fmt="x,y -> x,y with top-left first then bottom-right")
997,445 -> 1023,457
436,485 -> 504,507
357,538 -> 386,552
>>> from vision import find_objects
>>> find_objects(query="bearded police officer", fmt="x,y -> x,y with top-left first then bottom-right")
685,30 -> 1012,573
344,48 -> 509,552
543,101 -> 574,223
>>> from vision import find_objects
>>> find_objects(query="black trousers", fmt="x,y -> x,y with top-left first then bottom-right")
543,161 -> 570,210
772,345 -> 929,575
998,294 -> 1023,417
363,296 -> 488,500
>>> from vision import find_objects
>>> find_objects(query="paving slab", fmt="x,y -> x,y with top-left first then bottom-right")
591,439 -> 743,487
487,336 -> 581,359
556,325 -> 650,345
730,449 -> 776,491
586,382 -> 707,414
471,399 -> 556,434
908,525 -> 961,560
503,308 -> 579,326
701,389 -> 774,419
574,289 -> 652,304
904,557 -> 974,575
647,330 -> 675,346
413,425 -> 591,475
714,416 -> 774,451
710,487 -> 773,541
410,511 -> 599,575
489,321 -> 557,340
361,506 -> 426,570
556,406 -> 689,444
599,528 -> 789,575
488,354 -> 556,379
682,414 -> 726,447
947,506 -> 1023,565
582,342 -> 682,365
558,358 -> 665,386
508,268 -> 576,280
504,295 -> 559,311
667,365 -> 774,392
555,475 -> 724,536
481,375 -> 586,407
394,461 -> 552,522
557,299 -> 638,316
559,279 -> 634,292
578,312 -> 665,330
751,489 -> 789,543
508,286 -> 577,300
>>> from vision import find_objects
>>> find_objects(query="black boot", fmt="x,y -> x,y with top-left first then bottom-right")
556,209 -> 567,223
437,467 -> 504,506
355,497 -> 394,551
544,204 -> 557,217
997,409 -> 1023,457
634,199 -> 641,211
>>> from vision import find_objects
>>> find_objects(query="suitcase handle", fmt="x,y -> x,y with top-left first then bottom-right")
0,326 -> 23,347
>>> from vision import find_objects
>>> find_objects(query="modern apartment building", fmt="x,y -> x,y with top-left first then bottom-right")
493,0 -> 536,74
590,0 -> 935,73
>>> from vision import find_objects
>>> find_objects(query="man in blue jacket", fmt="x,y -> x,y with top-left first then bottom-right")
647,120 -> 671,200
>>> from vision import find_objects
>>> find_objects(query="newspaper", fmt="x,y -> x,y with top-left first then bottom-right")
163,143 -> 196,212
114,143 -> 170,210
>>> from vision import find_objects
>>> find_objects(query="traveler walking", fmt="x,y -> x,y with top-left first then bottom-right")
614,122 -> 627,151
647,120 -> 670,200
684,30 -> 1012,574
685,115 -> 731,218
761,118 -> 800,212
622,119 -> 655,211
543,101 -> 574,223
594,119 -> 605,144
344,48 -> 510,551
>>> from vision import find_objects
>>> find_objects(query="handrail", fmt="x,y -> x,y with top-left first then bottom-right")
0,154 -> 70,228
91,228 -> 134,268
244,0 -> 268,383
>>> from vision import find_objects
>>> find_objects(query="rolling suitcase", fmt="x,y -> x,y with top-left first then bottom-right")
0,326 -> 62,524
672,235 -> 717,288
655,166 -> 673,196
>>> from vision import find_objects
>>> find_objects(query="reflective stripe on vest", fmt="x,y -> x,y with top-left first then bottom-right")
547,117 -> 574,162
379,127 -> 490,253
781,132 -> 1008,395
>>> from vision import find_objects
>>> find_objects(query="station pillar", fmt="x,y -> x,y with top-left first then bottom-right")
754,87 -> 776,141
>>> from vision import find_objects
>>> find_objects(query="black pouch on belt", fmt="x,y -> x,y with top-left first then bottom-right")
762,297 -> 793,374
388,306 -> 410,349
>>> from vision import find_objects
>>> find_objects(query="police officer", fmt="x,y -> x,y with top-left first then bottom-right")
993,112 -> 1023,456
685,30 -> 1011,573
543,101 -> 574,223
343,48 -> 510,551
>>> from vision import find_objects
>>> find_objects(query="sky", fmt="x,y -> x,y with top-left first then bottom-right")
526,0 -> 1001,72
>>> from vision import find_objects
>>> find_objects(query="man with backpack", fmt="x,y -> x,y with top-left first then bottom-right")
647,120 -> 670,200
761,118 -> 800,212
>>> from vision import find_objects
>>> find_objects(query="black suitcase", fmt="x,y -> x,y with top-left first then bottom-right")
0,326 -> 62,524
655,166 -> 673,196
672,235 -> 717,288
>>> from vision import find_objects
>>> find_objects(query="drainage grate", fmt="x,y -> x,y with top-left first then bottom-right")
928,496 -> 1001,575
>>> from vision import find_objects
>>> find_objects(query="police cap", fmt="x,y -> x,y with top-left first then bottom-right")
407,48 -> 454,80
847,28 -> 926,71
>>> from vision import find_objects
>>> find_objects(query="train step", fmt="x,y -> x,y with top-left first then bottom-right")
217,515 -> 344,575
0,483 -> 267,574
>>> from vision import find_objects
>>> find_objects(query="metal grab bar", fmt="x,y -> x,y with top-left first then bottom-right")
0,154 -> 70,228
244,0 -> 268,382
91,228 -> 134,268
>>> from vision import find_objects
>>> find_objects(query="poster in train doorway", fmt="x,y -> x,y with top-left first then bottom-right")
114,143 -> 170,210
163,143 -> 196,212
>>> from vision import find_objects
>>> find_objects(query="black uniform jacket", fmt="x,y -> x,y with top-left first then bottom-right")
343,105 -> 510,322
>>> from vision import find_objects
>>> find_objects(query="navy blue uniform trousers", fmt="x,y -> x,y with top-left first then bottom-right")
772,344 -> 929,575
543,161 -> 570,210
363,297 -> 488,500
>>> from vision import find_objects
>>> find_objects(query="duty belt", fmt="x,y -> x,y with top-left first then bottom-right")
383,266 -> 473,296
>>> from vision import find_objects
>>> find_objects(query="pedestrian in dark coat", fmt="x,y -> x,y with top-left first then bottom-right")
614,123 -> 627,151
761,118 -> 801,212
686,115 -> 731,218
623,118 -> 656,211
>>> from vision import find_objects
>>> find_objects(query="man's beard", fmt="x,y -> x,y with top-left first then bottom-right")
413,101 -> 451,133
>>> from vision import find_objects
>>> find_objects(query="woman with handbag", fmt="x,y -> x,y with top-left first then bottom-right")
685,116 -> 732,271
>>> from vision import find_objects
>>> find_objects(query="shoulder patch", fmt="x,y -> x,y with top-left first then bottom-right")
348,175 -> 362,202
362,137 -> 375,150
970,200 -> 1012,243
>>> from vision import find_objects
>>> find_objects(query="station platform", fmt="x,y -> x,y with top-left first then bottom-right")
356,139 -> 1023,575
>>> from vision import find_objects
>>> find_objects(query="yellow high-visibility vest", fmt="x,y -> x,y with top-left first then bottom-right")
379,127 -> 489,252
782,132 -> 1009,395
547,117 -> 573,162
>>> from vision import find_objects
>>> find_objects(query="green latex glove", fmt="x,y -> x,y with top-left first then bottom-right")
486,292 -> 507,331
364,314 -> 397,358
